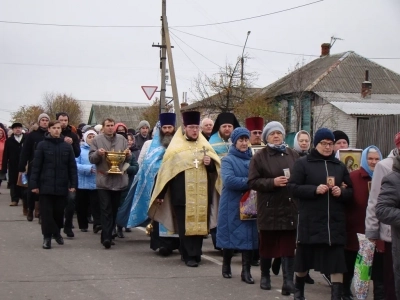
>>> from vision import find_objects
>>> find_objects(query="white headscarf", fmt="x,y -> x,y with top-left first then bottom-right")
83,130 -> 97,144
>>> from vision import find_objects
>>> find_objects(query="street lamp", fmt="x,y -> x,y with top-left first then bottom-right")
240,31 -> 251,86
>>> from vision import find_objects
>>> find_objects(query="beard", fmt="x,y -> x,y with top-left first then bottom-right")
160,130 -> 175,148
219,130 -> 231,141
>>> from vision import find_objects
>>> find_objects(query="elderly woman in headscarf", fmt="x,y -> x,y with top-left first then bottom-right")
217,127 -> 258,284
248,121 -> 299,294
288,128 -> 353,300
343,146 -> 384,300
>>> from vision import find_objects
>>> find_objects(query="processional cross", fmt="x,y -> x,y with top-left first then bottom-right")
200,146 -> 209,157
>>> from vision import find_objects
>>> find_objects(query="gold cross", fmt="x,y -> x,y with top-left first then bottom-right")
193,158 -> 199,168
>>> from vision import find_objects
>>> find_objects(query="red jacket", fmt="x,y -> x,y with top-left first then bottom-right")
347,168 -> 384,252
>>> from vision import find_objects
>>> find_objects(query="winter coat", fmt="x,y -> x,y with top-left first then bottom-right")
89,133 -> 130,191
288,149 -> 353,245
365,152 -> 395,242
1,134 -> 25,185
376,155 -> 400,300
0,128 -> 6,170
61,125 -> 81,158
18,127 -> 48,174
248,146 -> 299,231
135,133 -> 151,153
347,167 -> 384,252
30,133 -> 78,196
76,143 -> 96,190
216,146 -> 258,250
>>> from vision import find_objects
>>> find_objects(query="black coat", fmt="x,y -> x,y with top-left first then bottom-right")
18,127 -> 48,174
135,133 -> 151,152
1,134 -> 25,184
288,149 -> 353,245
61,125 -> 81,158
30,133 -> 78,196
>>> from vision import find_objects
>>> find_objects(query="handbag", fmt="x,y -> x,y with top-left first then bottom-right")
17,172 -> 28,187
239,190 -> 257,220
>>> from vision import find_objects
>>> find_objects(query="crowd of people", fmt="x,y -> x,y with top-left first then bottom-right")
1,110 -> 400,300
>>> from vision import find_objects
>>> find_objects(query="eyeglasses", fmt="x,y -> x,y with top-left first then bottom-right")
319,142 -> 334,147
251,131 -> 262,135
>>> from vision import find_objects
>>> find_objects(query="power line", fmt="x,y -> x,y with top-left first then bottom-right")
170,31 -> 222,68
171,28 -> 319,57
0,1 -> 324,29
170,34 -> 203,74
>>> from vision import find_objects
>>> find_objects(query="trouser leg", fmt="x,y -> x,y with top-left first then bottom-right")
64,192 -> 75,229
40,195 -> 63,236
343,249 -> 357,299
76,189 -> 89,229
89,190 -> 101,227
372,252 -> 385,300
9,183 -> 20,203
384,242 -> 396,300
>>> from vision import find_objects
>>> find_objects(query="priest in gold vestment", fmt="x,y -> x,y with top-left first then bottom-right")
148,111 -> 221,267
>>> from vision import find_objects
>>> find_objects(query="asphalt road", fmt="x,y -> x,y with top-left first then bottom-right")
0,186 -> 368,300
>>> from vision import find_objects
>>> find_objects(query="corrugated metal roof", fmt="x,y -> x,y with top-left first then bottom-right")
330,101 -> 400,115
315,92 -> 400,103
261,51 -> 400,97
89,105 -> 148,128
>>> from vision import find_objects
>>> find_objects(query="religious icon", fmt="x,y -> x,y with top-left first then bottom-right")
251,145 -> 266,155
338,149 -> 362,173
283,168 -> 290,179
327,176 -> 335,188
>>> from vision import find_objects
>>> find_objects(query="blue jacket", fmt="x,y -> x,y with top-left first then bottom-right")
216,145 -> 258,250
76,143 -> 96,190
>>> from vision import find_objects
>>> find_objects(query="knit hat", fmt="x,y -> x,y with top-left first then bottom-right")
313,128 -> 335,147
138,120 -> 150,130
94,124 -> 103,133
262,121 -> 285,144
394,132 -> 400,148
83,130 -> 97,143
230,127 -> 250,145
333,130 -> 349,145
38,113 -> 50,122
81,125 -> 92,133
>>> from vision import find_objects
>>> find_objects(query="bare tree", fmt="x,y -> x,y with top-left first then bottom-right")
234,93 -> 280,124
43,93 -> 83,126
192,56 -> 257,113
11,105 -> 45,128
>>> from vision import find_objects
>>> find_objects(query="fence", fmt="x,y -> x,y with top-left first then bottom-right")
357,115 -> 400,157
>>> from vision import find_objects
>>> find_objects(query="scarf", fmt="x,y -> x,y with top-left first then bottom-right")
361,145 -> 382,178
267,143 -> 286,153
229,145 -> 252,160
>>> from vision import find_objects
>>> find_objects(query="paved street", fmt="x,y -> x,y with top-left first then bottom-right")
0,186 -> 363,300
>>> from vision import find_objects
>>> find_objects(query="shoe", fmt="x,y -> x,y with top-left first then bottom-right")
125,228 -> 131,232
27,210 -> 34,222
331,282 -> 343,300
63,227 -> 75,238
103,240 -> 111,249
9,202 -> 18,206
294,275 -> 306,300
241,250 -> 254,284
80,229 -> 88,232
87,216 -> 93,224
304,272 -> 314,284
54,234 -> 64,245
43,238 -> 51,249
281,257 -> 296,295
186,259 -> 198,267
93,225 -> 102,234
117,227 -> 125,238
272,257 -> 281,275
159,247 -> 172,257
222,249 -> 233,278
111,240 -> 115,245
322,274 -> 332,286
260,258 -> 272,290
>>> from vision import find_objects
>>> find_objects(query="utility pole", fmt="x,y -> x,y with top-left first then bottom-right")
152,0 -> 167,114
163,15 -> 181,127
240,31 -> 251,87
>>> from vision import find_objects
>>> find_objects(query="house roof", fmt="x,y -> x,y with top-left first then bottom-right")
260,51 -> 400,97
88,105 -> 148,128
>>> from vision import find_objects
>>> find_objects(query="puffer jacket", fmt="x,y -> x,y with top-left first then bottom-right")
376,155 -> 400,300
288,149 -> 353,245
216,146 -> 258,250
365,151 -> 396,242
76,143 -> 96,190
248,145 -> 299,231
18,127 -> 48,174
30,133 -> 77,196
89,133 -> 130,191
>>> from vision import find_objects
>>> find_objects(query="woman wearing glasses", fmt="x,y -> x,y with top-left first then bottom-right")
288,128 -> 353,300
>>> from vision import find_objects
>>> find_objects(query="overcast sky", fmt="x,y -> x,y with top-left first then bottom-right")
1,0 -> 400,124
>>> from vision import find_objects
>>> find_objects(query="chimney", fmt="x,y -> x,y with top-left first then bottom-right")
180,102 -> 188,109
361,70 -> 372,99
320,43 -> 331,57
